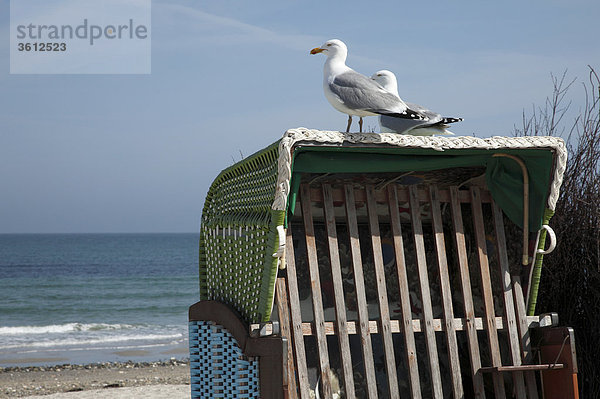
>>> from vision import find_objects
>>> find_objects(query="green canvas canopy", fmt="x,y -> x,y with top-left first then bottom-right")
199,128 -> 566,323
288,146 -> 554,231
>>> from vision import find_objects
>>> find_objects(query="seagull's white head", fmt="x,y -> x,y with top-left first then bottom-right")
310,39 -> 348,61
371,70 -> 399,97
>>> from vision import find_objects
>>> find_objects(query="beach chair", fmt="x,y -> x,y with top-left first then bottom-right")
189,128 -> 578,398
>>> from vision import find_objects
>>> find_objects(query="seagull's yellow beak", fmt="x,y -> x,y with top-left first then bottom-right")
310,47 -> 325,55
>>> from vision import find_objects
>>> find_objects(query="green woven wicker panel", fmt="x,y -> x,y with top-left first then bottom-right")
199,142 -> 281,323
201,224 -> 269,321
202,165 -> 278,225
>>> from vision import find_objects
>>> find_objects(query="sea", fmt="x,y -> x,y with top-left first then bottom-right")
0,233 -> 199,367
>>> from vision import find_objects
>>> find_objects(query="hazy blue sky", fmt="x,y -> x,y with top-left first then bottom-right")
1,0 -> 599,233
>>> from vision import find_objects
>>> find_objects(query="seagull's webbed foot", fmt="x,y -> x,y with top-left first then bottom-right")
359,117 -> 363,133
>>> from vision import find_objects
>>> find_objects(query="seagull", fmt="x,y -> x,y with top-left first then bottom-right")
310,39 -> 428,133
371,70 -> 462,136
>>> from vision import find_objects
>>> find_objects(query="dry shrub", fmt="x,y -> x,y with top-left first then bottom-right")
515,67 -> 600,397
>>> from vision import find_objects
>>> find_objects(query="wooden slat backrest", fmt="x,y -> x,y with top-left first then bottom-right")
275,277 -> 298,399
388,185 -> 422,398
280,183 -> 542,399
429,185 -> 464,398
449,186 -> 487,398
344,184 -> 379,399
492,201 -> 528,398
471,187 -> 507,398
300,184 -> 333,398
513,276 -> 540,398
284,225 -> 311,399
366,185 -> 400,398
408,185 -> 444,398
322,184 -> 356,398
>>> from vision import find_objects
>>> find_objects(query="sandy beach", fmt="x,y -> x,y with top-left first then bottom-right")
0,360 -> 190,398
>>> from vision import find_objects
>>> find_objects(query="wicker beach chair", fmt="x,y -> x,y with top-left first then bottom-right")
189,129 -> 578,399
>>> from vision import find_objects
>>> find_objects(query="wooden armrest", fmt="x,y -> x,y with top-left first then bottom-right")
480,364 -> 564,373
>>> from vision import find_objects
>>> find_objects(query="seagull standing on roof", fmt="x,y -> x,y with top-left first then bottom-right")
371,70 -> 463,136
310,39 -> 428,133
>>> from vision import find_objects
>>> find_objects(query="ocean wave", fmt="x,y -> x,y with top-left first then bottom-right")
0,323 -> 139,335
17,341 -> 184,354
0,332 -> 185,350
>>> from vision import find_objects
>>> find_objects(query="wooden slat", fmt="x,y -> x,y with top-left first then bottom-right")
429,185 -> 464,398
284,224 -> 311,399
294,315 -> 552,335
513,276 -> 540,399
366,185 -> 400,398
481,364 -> 565,372
308,187 -> 493,206
470,187 -> 506,398
388,185 -> 422,398
449,187 -> 486,399
344,184 -> 378,399
492,201 -> 527,399
300,184 -> 333,398
276,278 -> 298,399
322,184 -> 356,398
408,185 -> 444,398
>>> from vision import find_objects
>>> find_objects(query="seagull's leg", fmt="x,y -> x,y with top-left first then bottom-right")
346,115 -> 352,132
359,117 -> 363,133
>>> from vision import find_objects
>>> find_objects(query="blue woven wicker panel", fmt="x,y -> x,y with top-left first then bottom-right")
189,321 -> 260,398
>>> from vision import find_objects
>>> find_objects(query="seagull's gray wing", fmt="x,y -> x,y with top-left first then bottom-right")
329,71 -> 408,114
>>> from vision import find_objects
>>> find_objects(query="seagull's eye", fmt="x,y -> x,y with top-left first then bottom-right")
326,43 -> 332,47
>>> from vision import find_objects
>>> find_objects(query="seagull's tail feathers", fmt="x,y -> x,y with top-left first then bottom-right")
411,117 -> 461,135
441,117 -> 463,124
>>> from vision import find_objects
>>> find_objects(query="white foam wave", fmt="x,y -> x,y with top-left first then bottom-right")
0,323 -> 137,335
17,340 -> 185,354
0,332 -> 185,350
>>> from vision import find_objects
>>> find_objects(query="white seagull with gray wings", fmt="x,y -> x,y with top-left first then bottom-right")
311,39 -> 428,133
310,39 -> 462,135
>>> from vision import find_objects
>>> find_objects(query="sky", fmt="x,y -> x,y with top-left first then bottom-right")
1,0 -> 599,233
